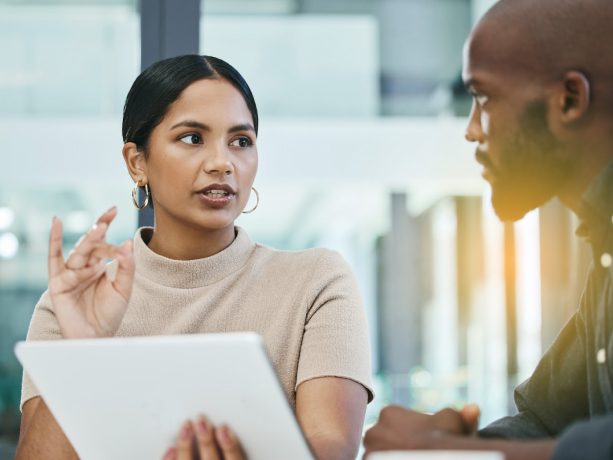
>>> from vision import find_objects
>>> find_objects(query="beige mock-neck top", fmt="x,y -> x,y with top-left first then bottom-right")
22,227 -> 373,409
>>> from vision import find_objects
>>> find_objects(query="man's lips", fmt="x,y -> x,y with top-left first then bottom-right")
475,149 -> 497,182
475,149 -> 492,168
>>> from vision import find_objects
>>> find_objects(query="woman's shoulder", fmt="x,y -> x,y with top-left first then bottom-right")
252,243 -> 351,274
250,244 -> 358,301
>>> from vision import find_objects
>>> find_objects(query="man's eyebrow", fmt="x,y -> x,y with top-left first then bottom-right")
228,123 -> 255,134
170,120 -> 211,131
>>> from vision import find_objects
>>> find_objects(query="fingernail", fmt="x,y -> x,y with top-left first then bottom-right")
466,403 -> 479,412
52,216 -> 56,224
181,422 -> 192,440
108,205 -> 117,212
220,426 -> 231,446
196,416 -> 209,436
163,447 -> 176,460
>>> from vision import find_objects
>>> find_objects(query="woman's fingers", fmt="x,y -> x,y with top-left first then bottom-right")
194,416 -> 221,460
51,206 -> 117,277
175,422 -> 195,460
162,447 -> 176,460
63,241 -> 121,287
95,206 -> 117,227
51,241 -> 124,295
90,243 -> 123,260
167,418 -> 243,460
50,260 -> 106,296
111,240 -> 135,301
65,261 -> 107,287
83,206 -> 117,266
65,223 -> 110,270
215,425 -> 245,460
48,217 -> 65,278
66,206 -> 117,269
89,206 -> 117,263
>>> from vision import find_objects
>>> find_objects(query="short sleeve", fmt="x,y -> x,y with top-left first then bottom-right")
20,290 -> 63,410
295,250 -> 374,402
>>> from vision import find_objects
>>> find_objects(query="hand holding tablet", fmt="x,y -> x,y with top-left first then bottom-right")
164,415 -> 245,460
16,333 -> 314,460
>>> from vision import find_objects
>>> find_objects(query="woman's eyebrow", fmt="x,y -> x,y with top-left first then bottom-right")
228,123 -> 255,134
170,120 -> 210,131
169,121 -> 254,134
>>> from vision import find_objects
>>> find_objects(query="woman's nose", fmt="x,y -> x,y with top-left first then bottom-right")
203,146 -> 233,176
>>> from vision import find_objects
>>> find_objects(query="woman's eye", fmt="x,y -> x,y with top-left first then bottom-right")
230,137 -> 252,148
179,134 -> 202,145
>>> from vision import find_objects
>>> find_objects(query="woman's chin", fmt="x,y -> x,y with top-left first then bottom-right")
192,213 -> 239,232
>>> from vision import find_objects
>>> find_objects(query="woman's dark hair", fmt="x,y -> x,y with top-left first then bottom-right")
122,55 -> 259,153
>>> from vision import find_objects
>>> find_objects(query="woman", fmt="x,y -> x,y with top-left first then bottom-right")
16,55 -> 372,460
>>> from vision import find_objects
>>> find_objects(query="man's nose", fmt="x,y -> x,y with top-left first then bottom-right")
465,101 -> 484,143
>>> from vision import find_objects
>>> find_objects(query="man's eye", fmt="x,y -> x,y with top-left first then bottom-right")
230,137 -> 252,148
475,94 -> 489,107
179,134 -> 202,145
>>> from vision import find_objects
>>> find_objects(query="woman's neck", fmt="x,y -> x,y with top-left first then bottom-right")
147,217 -> 236,261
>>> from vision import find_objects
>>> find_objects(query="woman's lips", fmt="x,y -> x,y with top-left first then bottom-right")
196,190 -> 235,208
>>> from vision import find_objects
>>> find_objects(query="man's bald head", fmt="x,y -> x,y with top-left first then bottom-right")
463,0 -> 613,222
473,0 -> 613,84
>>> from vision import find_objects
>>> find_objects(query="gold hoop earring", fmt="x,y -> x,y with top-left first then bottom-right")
131,183 -> 150,209
242,187 -> 259,214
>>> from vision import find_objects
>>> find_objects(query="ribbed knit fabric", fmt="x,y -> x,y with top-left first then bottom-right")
21,227 -> 373,409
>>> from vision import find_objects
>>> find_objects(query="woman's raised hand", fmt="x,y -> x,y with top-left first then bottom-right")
47,206 -> 135,339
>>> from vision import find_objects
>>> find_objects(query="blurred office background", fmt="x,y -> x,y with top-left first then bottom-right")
0,0 -> 592,457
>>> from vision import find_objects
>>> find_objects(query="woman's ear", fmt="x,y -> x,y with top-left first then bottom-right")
122,142 -> 148,185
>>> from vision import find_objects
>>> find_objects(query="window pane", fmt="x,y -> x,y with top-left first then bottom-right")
0,2 -> 139,452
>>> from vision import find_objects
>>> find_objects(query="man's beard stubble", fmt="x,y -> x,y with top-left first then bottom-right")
487,101 -> 572,222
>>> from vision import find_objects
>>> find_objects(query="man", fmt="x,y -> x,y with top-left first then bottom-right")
364,0 -> 613,459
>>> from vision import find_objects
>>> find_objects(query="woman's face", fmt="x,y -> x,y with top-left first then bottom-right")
141,78 -> 258,232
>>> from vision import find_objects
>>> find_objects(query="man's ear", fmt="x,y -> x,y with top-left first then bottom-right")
552,70 -> 591,125
122,142 -> 147,185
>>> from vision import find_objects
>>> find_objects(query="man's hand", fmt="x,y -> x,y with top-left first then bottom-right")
363,404 -> 557,460
460,403 -> 481,434
363,405 -> 476,454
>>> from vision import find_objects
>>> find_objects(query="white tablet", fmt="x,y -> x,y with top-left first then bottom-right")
369,451 -> 504,460
15,332 -> 314,460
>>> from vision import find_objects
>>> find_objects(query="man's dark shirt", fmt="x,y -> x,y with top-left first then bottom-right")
479,160 -> 613,460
